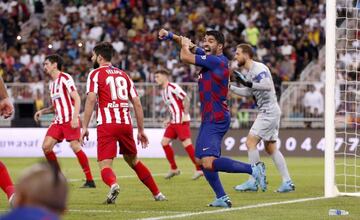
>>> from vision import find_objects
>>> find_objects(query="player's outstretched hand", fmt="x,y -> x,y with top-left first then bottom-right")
158,29 -> 169,40
137,131 -> 149,149
233,70 -> 253,88
71,118 -> 79,129
80,128 -> 89,146
0,98 -> 14,119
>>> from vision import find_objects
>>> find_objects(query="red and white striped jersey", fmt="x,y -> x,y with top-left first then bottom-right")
49,72 -> 77,124
86,64 -> 138,126
161,82 -> 190,124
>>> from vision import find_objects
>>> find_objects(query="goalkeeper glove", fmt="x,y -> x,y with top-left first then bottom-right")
233,70 -> 253,88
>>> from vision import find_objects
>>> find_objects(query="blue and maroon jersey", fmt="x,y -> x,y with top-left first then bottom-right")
195,48 -> 230,122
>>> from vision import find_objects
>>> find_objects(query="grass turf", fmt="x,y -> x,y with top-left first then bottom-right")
0,157 -> 359,220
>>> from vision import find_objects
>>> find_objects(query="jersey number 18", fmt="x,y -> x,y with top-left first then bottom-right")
106,76 -> 128,100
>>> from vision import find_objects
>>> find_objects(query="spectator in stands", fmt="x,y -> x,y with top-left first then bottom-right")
0,0 -> 326,124
302,85 -> 324,127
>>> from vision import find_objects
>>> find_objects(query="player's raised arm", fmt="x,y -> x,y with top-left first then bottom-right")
158,29 -> 201,54
180,37 -> 196,64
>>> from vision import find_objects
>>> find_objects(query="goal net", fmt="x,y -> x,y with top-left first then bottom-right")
326,0 -> 360,197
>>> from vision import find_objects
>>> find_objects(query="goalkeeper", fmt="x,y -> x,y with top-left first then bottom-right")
230,43 -> 295,193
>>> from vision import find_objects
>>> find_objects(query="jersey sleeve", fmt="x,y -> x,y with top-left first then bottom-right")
195,54 -> 221,70
127,77 -> 138,100
252,70 -> 271,83
171,84 -> 187,100
251,70 -> 273,91
195,47 -> 206,55
86,70 -> 99,94
64,76 -> 76,93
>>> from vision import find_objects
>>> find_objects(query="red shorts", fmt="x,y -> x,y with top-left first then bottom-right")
97,123 -> 137,161
46,121 -> 80,142
163,122 -> 191,141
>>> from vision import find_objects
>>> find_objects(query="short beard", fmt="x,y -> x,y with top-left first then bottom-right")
93,61 -> 99,69
237,60 -> 245,67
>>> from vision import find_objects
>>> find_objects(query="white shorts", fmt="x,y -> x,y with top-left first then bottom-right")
249,112 -> 280,141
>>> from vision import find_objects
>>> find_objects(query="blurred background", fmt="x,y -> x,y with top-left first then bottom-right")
0,0 -> 353,130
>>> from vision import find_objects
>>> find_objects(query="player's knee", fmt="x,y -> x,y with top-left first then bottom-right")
265,144 -> 277,155
245,140 -> 253,149
195,158 -> 202,166
70,141 -> 81,153
201,159 -> 214,170
42,144 -> 52,154
124,155 -> 138,168
161,139 -> 169,147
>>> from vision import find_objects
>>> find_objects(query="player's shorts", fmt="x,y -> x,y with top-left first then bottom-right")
249,111 -> 280,141
195,119 -> 230,159
46,120 -> 80,142
97,123 -> 137,161
163,122 -> 191,141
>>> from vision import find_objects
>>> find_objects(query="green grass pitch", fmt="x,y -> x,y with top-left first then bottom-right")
0,157 -> 359,220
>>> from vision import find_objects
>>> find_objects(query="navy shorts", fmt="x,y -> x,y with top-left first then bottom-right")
195,119 -> 230,159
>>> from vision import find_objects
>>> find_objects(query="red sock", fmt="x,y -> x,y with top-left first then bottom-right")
133,161 -> 160,196
185,144 -> 201,170
101,167 -> 117,187
44,151 -> 60,170
163,144 -> 177,170
75,150 -> 93,181
0,161 -> 14,199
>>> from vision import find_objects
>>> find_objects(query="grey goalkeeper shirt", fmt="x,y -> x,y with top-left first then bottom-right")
230,61 -> 281,115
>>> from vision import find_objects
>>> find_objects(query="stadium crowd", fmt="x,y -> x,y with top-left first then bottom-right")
0,0 -> 326,125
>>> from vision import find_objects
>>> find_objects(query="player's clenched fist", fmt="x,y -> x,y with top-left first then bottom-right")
158,29 -> 169,40
0,98 -> 14,119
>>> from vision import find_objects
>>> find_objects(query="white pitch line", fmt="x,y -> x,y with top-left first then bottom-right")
139,196 -> 328,220
69,209 -> 188,214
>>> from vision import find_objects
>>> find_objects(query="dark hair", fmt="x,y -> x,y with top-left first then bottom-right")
154,69 -> 170,76
237,43 -> 254,59
45,54 -> 63,70
205,30 -> 225,46
93,42 -> 115,62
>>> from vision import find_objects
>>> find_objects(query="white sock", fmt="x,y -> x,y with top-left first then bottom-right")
248,148 -> 260,181
271,149 -> 291,182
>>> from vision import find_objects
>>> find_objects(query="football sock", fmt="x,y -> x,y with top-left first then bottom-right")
44,151 -> 60,170
213,157 -> 252,174
0,161 -> 14,199
248,148 -> 260,180
184,144 -> 201,170
101,167 -> 117,187
163,144 -> 177,170
202,167 -> 226,199
75,150 -> 93,181
133,161 -> 160,196
271,149 -> 291,182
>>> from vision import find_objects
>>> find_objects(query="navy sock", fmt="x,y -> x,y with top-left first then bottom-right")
202,167 -> 226,199
213,157 -> 252,174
